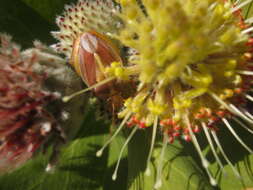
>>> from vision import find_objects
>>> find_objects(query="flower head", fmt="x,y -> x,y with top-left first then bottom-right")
113,0 -> 253,187
103,0 -> 253,187
52,0 -> 253,188
0,34 -> 62,172
117,0 -> 251,131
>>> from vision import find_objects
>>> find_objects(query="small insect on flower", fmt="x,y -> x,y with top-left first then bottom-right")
71,30 -> 138,113
70,31 -> 122,91
52,0 -> 135,113
0,34 -> 65,172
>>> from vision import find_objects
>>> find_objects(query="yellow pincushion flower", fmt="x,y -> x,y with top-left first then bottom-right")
116,0 -> 250,127
107,0 -> 253,187
52,0 -> 253,188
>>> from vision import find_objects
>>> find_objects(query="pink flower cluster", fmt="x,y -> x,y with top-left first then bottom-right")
0,35 -> 59,172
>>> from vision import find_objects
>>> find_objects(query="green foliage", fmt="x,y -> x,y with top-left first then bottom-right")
21,0 -> 73,23
0,0 -> 252,190
0,106 -> 128,190
0,0 -> 54,47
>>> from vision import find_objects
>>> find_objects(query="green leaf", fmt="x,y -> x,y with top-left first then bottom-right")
208,125 -> 253,190
127,130 -> 214,190
127,120 -> 253,190
216,154 -> 253,190
0,107 -> 128,190
0,137 -> 107,190
20,0 -> 76,23
0,0 -> 55,47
